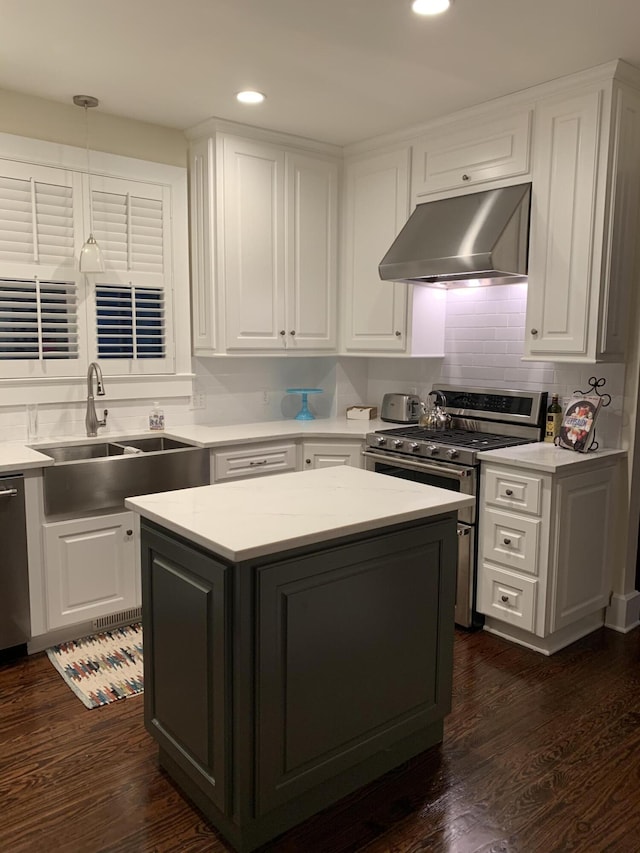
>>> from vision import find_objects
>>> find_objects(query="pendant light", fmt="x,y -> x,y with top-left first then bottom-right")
73,94 -> 105,273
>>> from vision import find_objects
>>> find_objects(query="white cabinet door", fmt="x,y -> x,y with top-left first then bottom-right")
524,82 -> 640,363
412,107 -> 532,198
44,511 -> 137,630
302,441 -> 363,469
525,89 -> 602,359
549,466 -> 615,632
342,148 -> 410,352
222,135 -> 286,351
284,152 -> 338,350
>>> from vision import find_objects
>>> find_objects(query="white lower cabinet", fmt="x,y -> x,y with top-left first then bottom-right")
43,511 -> 138,630
212,442 -> 297,482
478,458 -> 619,654
302,441 -> 363,469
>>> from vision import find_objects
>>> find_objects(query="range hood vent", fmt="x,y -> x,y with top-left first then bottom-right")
379,182 -> 531,288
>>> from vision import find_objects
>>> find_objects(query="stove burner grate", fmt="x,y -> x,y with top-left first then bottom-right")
376,426 -> 533,451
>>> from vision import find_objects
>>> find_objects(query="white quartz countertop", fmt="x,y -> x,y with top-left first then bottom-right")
0,442 -> 55,473
125,465 -> 475,562
163,417 -> 386,447
478,441 -> 626,473
0,417 -> 386,474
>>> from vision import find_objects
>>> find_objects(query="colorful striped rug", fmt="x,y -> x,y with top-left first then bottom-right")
46,623 -> 143,709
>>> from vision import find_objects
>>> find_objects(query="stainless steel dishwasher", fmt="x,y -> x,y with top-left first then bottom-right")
0,475 -> 30,653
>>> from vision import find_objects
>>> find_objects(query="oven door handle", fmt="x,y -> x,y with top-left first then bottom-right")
361,449 -> 473,479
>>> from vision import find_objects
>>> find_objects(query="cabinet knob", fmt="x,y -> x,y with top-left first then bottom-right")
505,489 -> 513,496
503,538 -> 512,545
305,458 -> 311,464
126,529 -> 133,536
279,330 -> 286,336
501,595 -> 509,603
531,328 -> 539,335
395,330 -> 401,337
462,173 -> 470,181
290,330 -> 296,336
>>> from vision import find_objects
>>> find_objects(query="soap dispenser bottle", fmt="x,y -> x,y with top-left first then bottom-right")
149,401 -> 165,431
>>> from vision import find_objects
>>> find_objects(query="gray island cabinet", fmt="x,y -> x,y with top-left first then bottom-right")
126,466 -> 474,853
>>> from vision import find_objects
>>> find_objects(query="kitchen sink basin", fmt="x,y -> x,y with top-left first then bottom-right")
36,442 -> 126,463
36,437 -> 210,516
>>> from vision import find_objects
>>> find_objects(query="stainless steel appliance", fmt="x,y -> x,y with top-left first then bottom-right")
0,475 -> 30,655
379,183 -> 531,287
380,392 -> 420,423
363,385 -> 546,628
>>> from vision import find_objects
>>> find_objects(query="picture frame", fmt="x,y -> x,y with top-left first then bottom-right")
556,394 -> 603,452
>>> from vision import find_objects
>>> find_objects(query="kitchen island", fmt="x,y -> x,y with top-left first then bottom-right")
126,466 -> 474,853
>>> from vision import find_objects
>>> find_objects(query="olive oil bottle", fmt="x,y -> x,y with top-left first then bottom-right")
544,393 -> 562,443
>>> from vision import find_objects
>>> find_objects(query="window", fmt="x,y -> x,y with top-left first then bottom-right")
0,133 -> 190,398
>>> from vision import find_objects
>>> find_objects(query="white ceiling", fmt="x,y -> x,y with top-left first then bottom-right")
3,0 -> 640,147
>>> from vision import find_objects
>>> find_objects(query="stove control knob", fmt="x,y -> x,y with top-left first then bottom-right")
375,436 -> 386,446
427,445 -> 440,456
409,442 -> 420,452
447,449 -> 459,460
392,439 -> 403,448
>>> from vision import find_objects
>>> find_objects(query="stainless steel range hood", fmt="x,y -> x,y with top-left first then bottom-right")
379,182 -> 531,287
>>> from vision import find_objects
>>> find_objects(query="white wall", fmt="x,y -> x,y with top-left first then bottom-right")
0,87 -> 186,167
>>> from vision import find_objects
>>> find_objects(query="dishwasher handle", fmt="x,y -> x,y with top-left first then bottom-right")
0,488 -> 18,497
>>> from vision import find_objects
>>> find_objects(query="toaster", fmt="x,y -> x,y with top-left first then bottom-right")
380,393 -> 421,424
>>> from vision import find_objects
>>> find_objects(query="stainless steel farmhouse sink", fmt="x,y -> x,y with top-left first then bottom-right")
35,438 -> 209,516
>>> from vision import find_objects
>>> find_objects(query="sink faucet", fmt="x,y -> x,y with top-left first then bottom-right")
86,361 -> 108,437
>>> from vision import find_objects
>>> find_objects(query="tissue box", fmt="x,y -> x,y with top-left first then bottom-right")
346,406 -> 378,420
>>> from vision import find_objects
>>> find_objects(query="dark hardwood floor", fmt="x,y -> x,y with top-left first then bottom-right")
1,626 -> 639,853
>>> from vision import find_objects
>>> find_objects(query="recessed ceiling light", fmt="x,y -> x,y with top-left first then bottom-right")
236,90 -> 266,105
412,0 -> 451,15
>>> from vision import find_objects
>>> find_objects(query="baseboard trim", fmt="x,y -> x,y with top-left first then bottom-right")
605,591 -> 640,633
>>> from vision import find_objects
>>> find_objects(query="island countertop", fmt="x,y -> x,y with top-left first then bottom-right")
126,465 -> 475,562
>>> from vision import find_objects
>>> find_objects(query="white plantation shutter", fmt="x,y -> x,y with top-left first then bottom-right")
91,181 -> 166,278
0,162 -> 77,270
88,177 -> 173,374
0,277 -> 80,377
96,284 -> 165,360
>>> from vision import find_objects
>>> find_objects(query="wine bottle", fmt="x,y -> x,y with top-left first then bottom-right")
544,394 -> 562,443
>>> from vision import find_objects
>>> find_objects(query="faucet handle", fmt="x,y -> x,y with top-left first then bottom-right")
98,409 -> 109,428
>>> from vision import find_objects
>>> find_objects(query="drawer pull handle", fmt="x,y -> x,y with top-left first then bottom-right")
249,459 -> 268,466
503,538 -> 512,545
501,595 -> 509,603
462,173 -> 470,181
0,488 -> 18,497
505,489 -> 513,496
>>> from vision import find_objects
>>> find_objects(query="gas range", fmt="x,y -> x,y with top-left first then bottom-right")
363,385 -> 546,630
366,425 -> 535,466
365,385 -> 546,467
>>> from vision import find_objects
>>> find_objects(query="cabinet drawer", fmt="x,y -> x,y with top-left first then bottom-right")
482,508 -> 540,575
478,563 -> 537,632
412,108 -> 532,197
214,443 -> 296,481
484,466 -> 543,515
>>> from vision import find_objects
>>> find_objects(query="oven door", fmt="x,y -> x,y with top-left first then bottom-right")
362,449 -> 476,525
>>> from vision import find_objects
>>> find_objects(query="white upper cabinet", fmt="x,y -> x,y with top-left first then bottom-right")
189,129 -> 338,355
412,106 -> 533,200
341,147 -> 410,353
221,135 -> 286,351
525,75 -> 640,362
